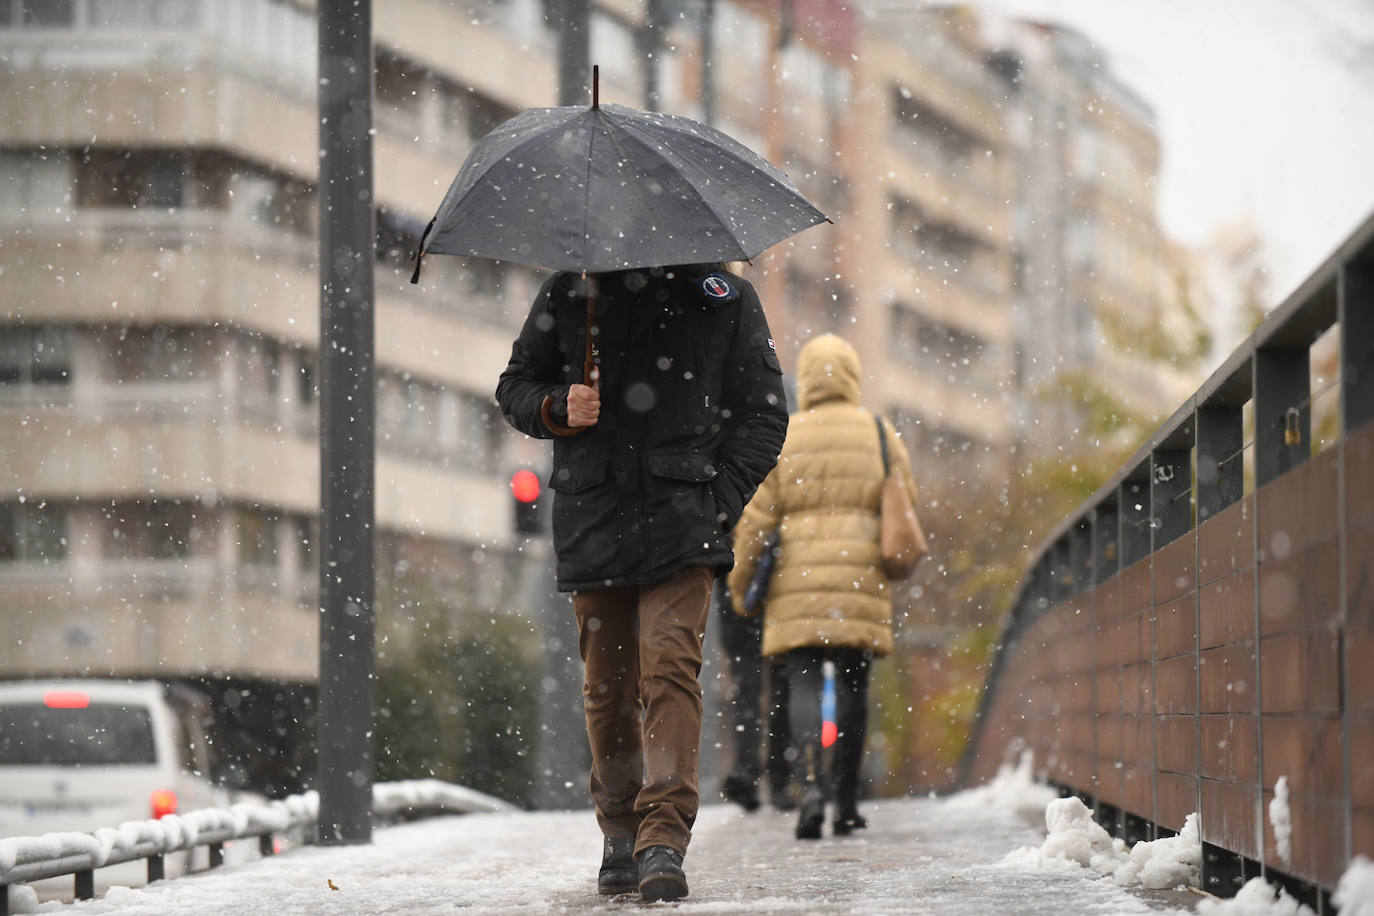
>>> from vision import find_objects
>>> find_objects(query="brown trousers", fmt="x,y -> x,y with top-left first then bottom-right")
572,565 -> 713,856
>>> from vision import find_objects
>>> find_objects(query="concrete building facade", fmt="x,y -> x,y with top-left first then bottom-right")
1,0 -> 1197,701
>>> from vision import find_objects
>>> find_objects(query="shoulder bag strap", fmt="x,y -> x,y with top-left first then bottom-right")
874,413 -> 890,476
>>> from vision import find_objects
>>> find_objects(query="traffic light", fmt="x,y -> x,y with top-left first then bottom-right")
511,468 -> 543,535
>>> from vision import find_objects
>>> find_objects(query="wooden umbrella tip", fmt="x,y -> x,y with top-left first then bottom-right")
593,64 -> 599,109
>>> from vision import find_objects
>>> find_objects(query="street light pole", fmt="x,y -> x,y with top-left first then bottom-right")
316,0 -> 376,846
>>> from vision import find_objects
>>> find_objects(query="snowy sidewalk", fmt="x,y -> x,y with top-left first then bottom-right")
9,781 -> 1209,915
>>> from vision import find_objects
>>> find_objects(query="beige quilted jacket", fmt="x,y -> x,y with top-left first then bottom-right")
727,333 -> 917,657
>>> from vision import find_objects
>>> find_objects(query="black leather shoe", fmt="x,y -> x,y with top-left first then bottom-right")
795,786 -> 824,840
721,774 -> 761,812
598,836 -> 637,895
637,845 -> 688,902
833,809 -> 868,836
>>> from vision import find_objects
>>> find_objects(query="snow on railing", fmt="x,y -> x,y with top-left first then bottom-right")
0,780 -> 514,914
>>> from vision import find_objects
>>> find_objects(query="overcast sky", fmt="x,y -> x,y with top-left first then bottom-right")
961,0 -> 1374,305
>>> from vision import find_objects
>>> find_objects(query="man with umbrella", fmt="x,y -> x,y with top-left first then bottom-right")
414,71 -> 825,902
496,261 -> 787,901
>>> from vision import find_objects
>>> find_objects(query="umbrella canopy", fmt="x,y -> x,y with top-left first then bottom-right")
411,97 -> 828,279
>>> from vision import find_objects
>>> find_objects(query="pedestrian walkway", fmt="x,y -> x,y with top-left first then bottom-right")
10,783 -> 1203,915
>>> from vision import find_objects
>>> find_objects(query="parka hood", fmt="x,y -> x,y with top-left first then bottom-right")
796,333 -> 862,409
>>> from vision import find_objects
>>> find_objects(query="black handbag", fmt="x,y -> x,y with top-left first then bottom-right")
741,529 -> 780,614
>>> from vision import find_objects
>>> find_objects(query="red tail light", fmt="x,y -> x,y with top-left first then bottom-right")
44,691 -> 90,709
151,789 -> 178,819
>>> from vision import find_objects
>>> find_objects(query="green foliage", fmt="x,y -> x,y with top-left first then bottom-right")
373,575 -> 540,807
867,652 -> 912,792
924,627 -> 998,769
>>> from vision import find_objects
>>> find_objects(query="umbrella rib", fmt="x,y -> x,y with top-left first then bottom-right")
604,119 -> 764,260
431,108 -> 584,247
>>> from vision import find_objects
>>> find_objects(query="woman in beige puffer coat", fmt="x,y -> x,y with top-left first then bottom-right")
728,332 -> 919,840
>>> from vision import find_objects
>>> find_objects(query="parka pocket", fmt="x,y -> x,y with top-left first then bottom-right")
645,451 -> 719,484
549,443 -> 610,494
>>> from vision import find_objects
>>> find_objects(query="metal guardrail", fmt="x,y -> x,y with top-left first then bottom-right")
959,206 -> 1374,912
0,779 -> 515,914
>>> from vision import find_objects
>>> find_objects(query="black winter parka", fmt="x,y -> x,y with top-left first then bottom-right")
495,266 -> 788,592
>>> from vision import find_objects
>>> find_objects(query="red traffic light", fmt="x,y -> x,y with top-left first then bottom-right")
511,469 -> 541,504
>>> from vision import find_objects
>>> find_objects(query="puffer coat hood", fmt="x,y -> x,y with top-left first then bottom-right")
727,335 -> 918,657
796,333 -> 861,410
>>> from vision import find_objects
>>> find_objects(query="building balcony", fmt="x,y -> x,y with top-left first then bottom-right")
0,16 -> 551,219
2,207 -> 521,398
876,257 -> 1012,344
874,355 -> 1013,452
879,150 -> 1009,246
0,406 -> 512,548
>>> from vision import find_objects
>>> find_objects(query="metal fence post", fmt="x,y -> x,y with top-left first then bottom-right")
1119,469 -> 1152,568
1341,262 -> 1374,433
1197,401 -> 1245,522
1253,347 -> 1309,487
317,0 -> 376,846
1152,445 -> 1193,547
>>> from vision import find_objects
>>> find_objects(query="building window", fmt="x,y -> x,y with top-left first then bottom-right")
0,150 -> 74,215
88,0 -> 198,28
0,326 -> 72,387
236,508 -> 278,568
375,207 -> 423,271
106,325 -> 201,382
236,333 -> 282,425
76,150 -> 187,209
17,0 -> 75,26
148,501 -> 194,559
0,501 -> 68,564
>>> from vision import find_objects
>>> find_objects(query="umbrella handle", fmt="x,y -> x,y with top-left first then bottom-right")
540,394 -> 585,437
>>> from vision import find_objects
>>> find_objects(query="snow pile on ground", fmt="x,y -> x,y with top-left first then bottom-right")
945,748 -> 1057,815
1114,812 -> 1201,890
1270,775 -> 1293,868
1003,796 -> 1200,891
1196,876 -> 1314,915
1335,856 -> 1374,916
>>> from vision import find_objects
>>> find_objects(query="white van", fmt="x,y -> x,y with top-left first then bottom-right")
0,679 -> 265,893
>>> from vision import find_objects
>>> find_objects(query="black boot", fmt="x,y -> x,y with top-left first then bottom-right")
637,845 -> 688,902
833,808 -> 868,836
597,836 -> 637,895
720,773 -> 760,812
794,743 -> 824,840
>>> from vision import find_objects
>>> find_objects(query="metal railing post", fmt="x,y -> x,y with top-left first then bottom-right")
1340,262 -> 1374,433
1197,401 -> 1245,522
1253,346 -> 1310,487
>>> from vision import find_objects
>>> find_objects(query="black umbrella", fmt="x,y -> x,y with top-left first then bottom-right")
410,67 -> 829,433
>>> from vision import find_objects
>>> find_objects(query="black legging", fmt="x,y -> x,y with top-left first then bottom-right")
782,646 -> 872,811
715,578 -> 792,790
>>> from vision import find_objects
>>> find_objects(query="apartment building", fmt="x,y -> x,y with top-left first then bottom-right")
2,2 -> 1196,694
0,0 -> 588,686
990,17 -> 1199,452
847,7 -> 1017,495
